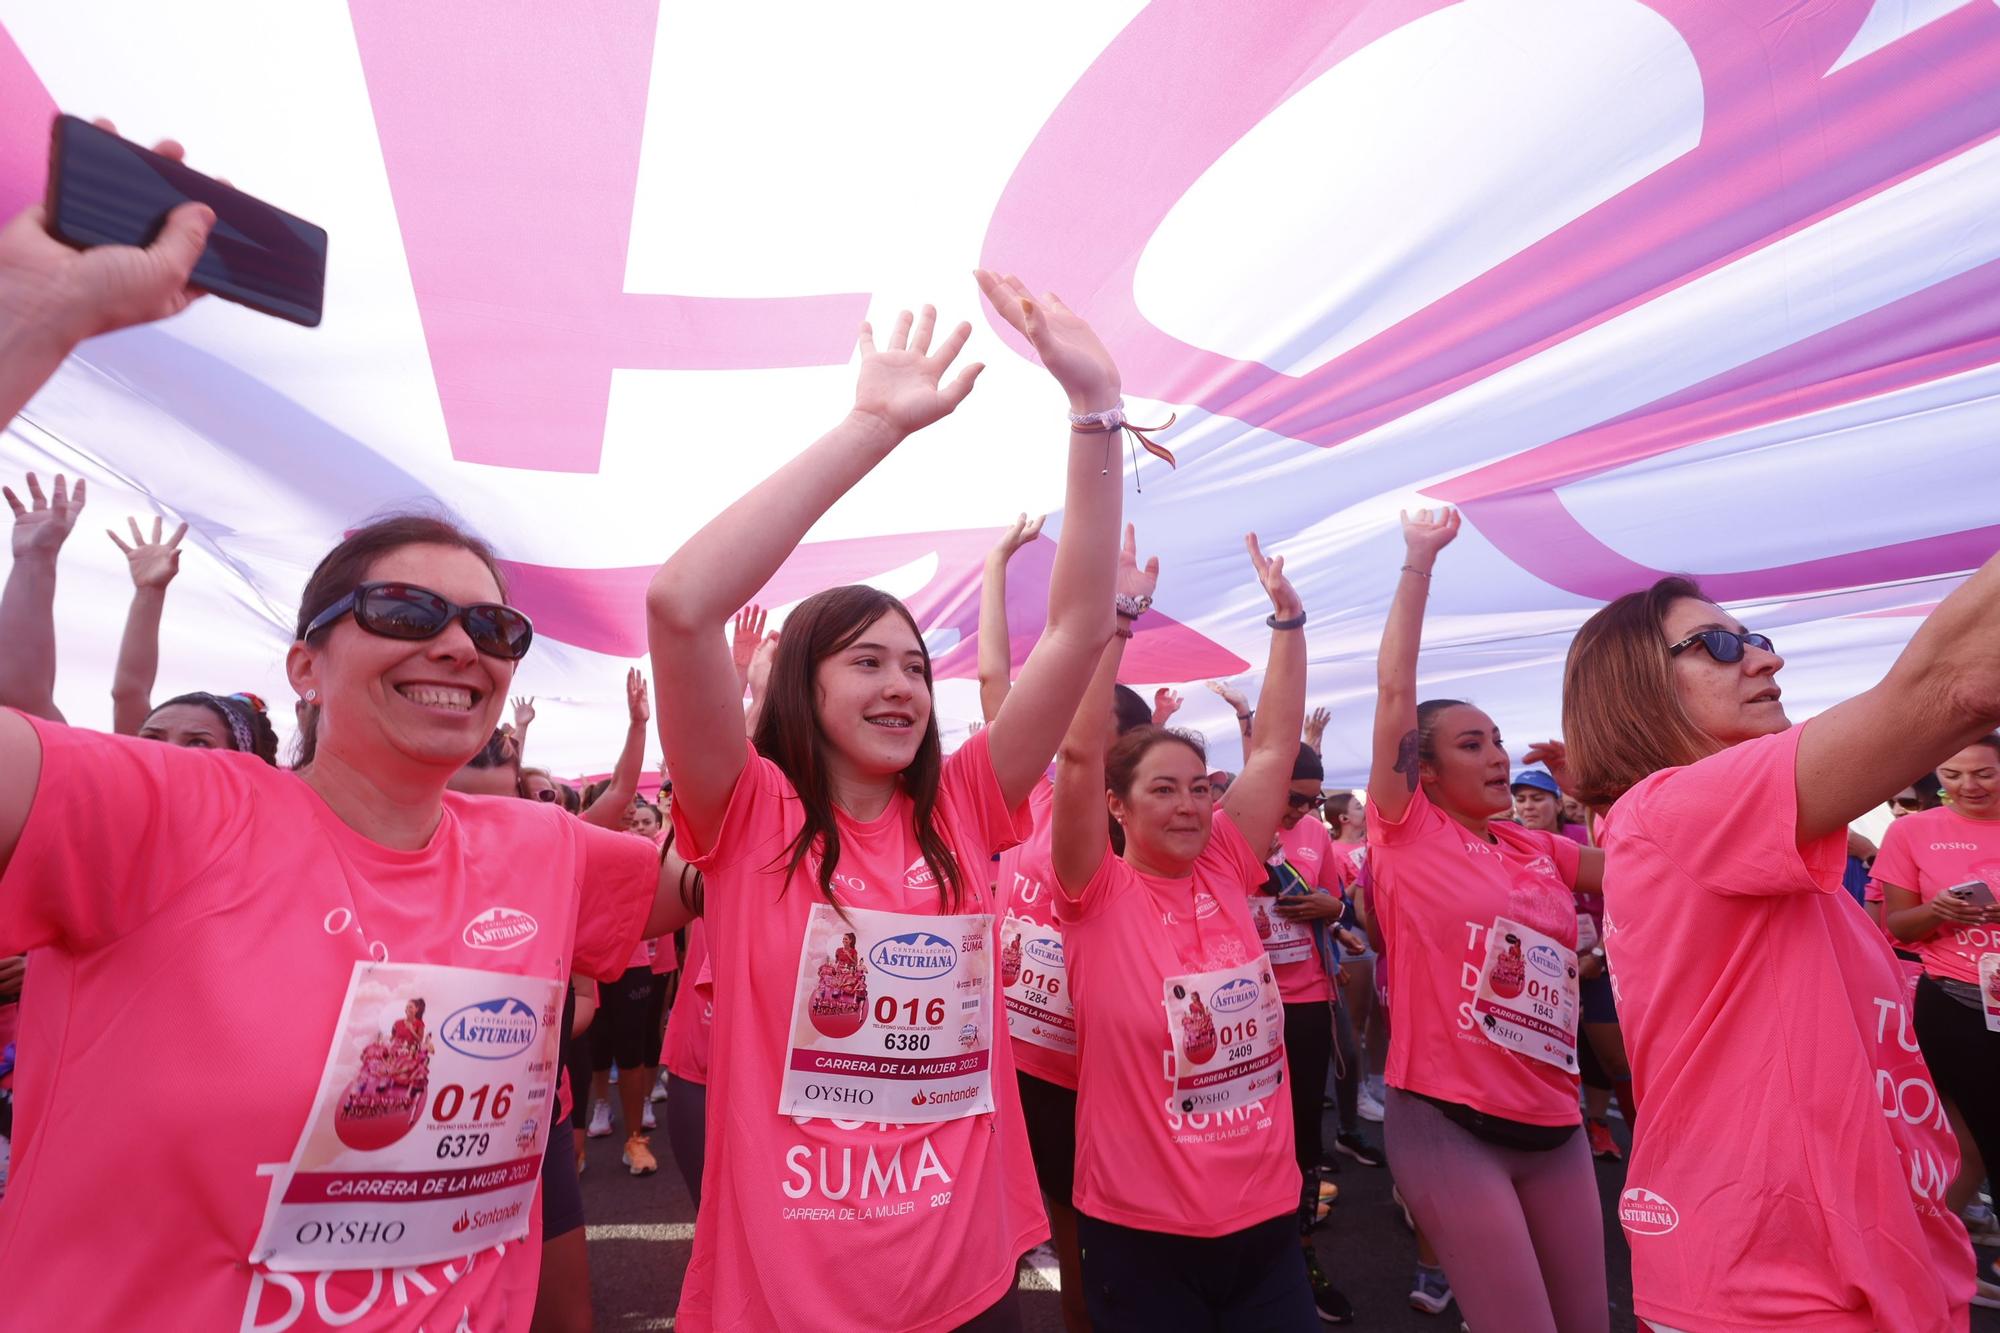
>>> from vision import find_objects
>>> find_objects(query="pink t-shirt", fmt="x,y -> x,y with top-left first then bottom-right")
661,919 -> 713,1083
1054,812 -> 1300,1235
670,732 -> 1043,1333
1368,784 -> 1583,1125
1600,725 -> 1971,1332
0,714 -> 656,1333
1266,816 -> 1340,1003
1868,805 -> 2000,985
994,777 -> 1075,1090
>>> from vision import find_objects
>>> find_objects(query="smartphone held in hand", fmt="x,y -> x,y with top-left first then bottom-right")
44,114 -> 327,327
1947,880 -> 1997,910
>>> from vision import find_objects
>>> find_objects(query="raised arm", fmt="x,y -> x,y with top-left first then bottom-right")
1367,508 -> 1460,823
1050,535 -> 1160,895
509,695 -> 536,759
1795,546 -> 2000,842
978,514 -> 1043,724
0,474 -> 85,723
107,515 -> 188,734
976,274 -> 1126,808
1221,534 -> 1308,853
743,630 -> 778,737
729,605 -> 767,695
582,669 -> 651,829
1302,706 -> 1330,755
1206,679 -> 1254,747
648,306 -> 984,845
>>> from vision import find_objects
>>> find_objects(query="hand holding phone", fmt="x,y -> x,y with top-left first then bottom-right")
1937,881 -> 1996,923
44,115 -> 325,328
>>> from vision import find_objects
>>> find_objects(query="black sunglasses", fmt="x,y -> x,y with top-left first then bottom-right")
304,582 -> 534,661
1286,791 -> 1325,811
1889,796 -> 1923,812
1667,628 -> 1774,663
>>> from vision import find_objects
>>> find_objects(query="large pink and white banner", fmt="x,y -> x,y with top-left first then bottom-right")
3,1 -> 1996,782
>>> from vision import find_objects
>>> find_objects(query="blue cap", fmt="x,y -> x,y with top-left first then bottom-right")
1510,769 -> 1560,796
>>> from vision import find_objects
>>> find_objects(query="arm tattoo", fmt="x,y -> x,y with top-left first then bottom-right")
1393,729 -> 1420,793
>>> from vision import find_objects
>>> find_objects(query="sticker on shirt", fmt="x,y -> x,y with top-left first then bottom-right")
1162,956 -> 1286,1115
1981,953 -> 2000,1033
249,961 -> 561,1272
1471,916 -> 1579,1072
1251,898 -> 1316,966
780,903 -> 995,1124
1001,918 -> 1075,1056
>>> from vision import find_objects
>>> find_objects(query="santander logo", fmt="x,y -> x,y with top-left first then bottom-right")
463,906 -> 539,951
1619,1187 -> 1680,1236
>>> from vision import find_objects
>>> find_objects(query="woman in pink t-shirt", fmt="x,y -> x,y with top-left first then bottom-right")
1363,508 -> 1608,1333
646,278 -> 1131,1333
1561,559 -> 2000,1330
1050,534 -> 1340,1329
1875,737 -> 2000,1267
0,511 -> 683,1333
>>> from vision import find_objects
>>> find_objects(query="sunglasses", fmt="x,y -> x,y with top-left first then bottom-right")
304,582 -> 534,661
1286,792 -> 1325,811
1667,628 -> 1774,663
1889,796 -> 1923,812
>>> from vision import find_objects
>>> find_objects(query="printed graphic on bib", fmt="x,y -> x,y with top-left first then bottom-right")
1471,915 -> 1579,1072
1162,956 -> 1286,1115
781,904 -> 996,1123
1981,954 -> 2000,1034
1001,918 -> 1076,1056
1251,899 -> 1316,966
250,961 -> 561,1272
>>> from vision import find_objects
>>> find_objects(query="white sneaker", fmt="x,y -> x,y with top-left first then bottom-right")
651,1070 -> 670,1103
587,1098 -> 613,1138
641,1100 -> 657,1131
1357,1087 -> 1386,1123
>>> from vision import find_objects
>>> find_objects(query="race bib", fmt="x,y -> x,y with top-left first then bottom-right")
1981,954 -> 2000,1034
1162,955 -> 1286,1115
780,903 -> 995,1123
250,962 -> 562,1272
1471,916 -> 1579,1072
1001,918 -> 1075,1056
1250,897 -> 1316,966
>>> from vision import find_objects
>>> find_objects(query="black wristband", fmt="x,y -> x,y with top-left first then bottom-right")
1266,611 -> 1307,631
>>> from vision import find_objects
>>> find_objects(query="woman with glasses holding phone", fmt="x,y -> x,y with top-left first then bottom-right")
0,501 -> 687,1330
1559,559 -> 2000,1331
1867,772 -> 1943,928
1363,507 -> 1608,1333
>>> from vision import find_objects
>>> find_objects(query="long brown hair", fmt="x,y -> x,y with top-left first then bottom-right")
751,585 -> 966,913
291,514 -> 508,768
1562,575 -> 1722,807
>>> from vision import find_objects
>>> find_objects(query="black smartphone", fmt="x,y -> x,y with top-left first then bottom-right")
44,114 -> 327,327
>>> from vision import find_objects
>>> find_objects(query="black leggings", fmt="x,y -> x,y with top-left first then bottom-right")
561,984 -> 594,1131
1282,1001 -> 1332,1204
592,966 -> 665,1072
665,1073 -> 706,1205
1914,974 -> 2000,1182
1076,1211 -> 1316,1332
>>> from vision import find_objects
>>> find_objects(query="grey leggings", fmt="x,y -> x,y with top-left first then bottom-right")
1383,1088 -> 1608,1333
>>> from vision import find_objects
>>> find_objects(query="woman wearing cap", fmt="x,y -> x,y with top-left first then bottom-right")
1560,553 -> 2000,1329
1366,508 -> 1608,1333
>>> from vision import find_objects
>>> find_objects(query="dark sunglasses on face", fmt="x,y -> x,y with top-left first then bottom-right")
1890,796 -> 1923,811
1286,792 -> 1325,811
304,582 -> 534,661
1667,628 -> 1774,663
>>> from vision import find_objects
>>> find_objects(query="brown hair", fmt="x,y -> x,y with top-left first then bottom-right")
1562,575 -> 1721,807
1105,726 -> 1209,799
291,514 -> 508,768
751,585 -> 966,913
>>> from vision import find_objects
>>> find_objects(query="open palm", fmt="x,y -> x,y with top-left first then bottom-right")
975,270 -> 1119,408
5,473 -> 85,558
851,305 -> 983,436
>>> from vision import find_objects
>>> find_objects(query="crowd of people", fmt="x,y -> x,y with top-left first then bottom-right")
0,134 -> 1998,1333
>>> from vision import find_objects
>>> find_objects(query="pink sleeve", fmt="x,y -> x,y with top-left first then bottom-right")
1364,783 -> 1447,847
1207,812 -> 1269,896
0,714 -> 253,953
570,817 -> 661,983
1623,725 -> 1844,899
668,739 -> 788,873
1867,818 -> 1918,896
937,731 -> 1035,861
1053,845 -> 1126,925
1534,827 -> 1584,889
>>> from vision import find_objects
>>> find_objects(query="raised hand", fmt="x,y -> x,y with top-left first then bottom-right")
748,631 -> 780,691
107,514 -> 187,589
0,124 -> 213,345
850,304 -> 984,437
1246,532 -> 1303,619
731,604 -> 768,674
1521,739 -> 1570,792
5,473 -> 86,559
975,270 -> 1120,410
1152,688 -> 1183,726
626,667 -> 650,724
1303,706 -> 1331,748
967,720 -> 985,738
512,695 -> 537,730
1206,679 -> 1250,714
991,513 -> 1045,562
1400,506 -> 1461,564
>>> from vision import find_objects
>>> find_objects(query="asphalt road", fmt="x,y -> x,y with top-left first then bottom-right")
575,1093 -> 2000,1331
